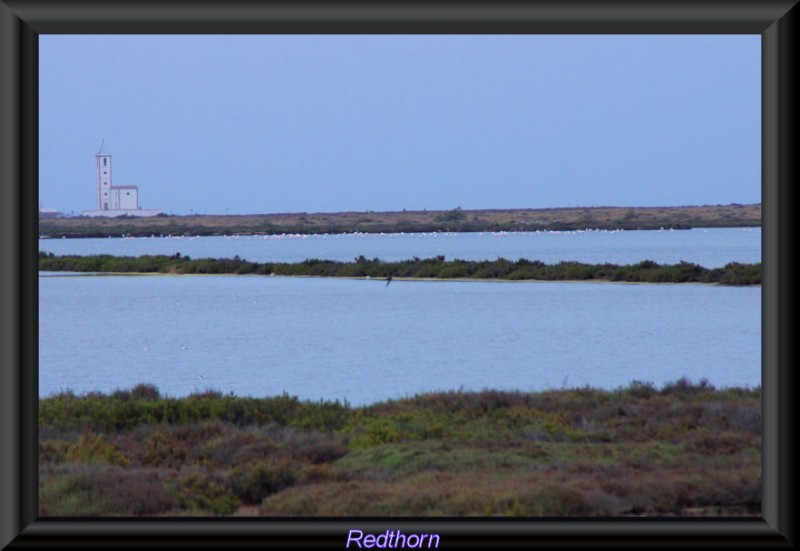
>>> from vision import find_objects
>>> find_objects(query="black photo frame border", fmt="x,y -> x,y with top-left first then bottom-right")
1,1 -> 796,548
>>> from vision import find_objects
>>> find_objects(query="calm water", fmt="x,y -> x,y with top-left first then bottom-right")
39,227 -> 761,268
39,273 -> 761,405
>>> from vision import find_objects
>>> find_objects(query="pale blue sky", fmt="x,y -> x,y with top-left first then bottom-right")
39,34 -> 760,215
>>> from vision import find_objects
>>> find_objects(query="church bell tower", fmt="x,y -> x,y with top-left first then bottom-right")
96,144 -> 112,210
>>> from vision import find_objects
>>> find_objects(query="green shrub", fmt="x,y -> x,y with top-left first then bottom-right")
226,460 -> 299,503
625,380 -> 657,400
66,433 -> 129,466
39,383 -> 761,517
39,253 -> 761,286
347,418 -> 406,449
660,377 -> 716,398
720,262 -> 761,285
39,440 -> 70,464
138,422 -> 227,467
434,207 -> 466,222
40,465 -> 175,516
168,472 -> 240,515
437,262 -> 471,278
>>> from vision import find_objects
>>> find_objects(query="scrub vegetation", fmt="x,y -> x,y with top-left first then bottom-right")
39,379 -> 761,517
38,253 -> 761,285
38,204 -> 760,238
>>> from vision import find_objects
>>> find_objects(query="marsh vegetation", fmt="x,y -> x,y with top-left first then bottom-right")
39,253 -> 761,285
39,380 -> 761,517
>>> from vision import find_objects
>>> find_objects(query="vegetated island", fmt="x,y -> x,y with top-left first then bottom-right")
39,379 -> 760,517
38,203 -> 761,238
39,253 -> 762,285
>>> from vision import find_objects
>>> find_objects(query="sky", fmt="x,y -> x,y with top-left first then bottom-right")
39,34 -> 761,215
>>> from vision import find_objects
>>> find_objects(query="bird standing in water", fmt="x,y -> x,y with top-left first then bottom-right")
385,275 -> 393,287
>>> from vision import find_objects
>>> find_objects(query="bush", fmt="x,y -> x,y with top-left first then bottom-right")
38,253 -> 761,286
39,383 -> 762,517
434,207 -> 466,222
39,440 -> 70,464
39,465 -> 175,516
660,377 -> 716,398
720,262 -> 761,285
625,380 -> 657,400
168,471 -> 240,515
437,262 -> 471,278
112,383 -> 160,402
66,433 -> 129,466
226,460 -> 299,503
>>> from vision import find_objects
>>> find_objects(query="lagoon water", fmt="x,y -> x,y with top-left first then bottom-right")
39,227 -> 761,268
39,227 -> 761,405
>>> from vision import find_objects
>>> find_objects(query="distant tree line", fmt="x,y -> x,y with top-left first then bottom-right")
38,252 -> 761,285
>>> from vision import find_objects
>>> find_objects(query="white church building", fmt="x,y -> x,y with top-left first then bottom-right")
81,147 -> 163,217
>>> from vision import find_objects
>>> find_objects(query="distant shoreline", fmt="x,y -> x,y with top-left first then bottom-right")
38,253 -> 762,286
39,272 -> 728,286
39,203 -> 761,239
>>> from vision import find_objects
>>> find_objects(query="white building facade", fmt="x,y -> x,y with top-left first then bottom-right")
96,151 -> 140,210
83,149 -> 162,217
